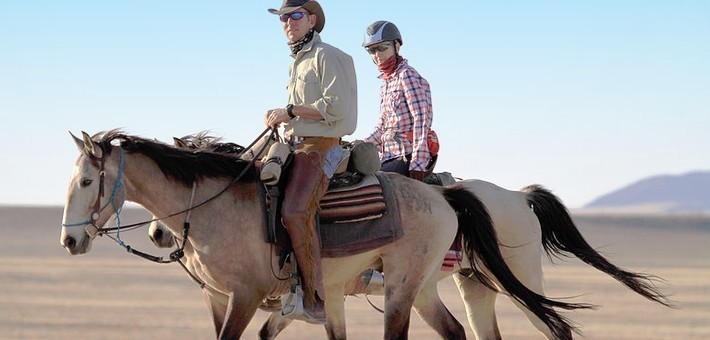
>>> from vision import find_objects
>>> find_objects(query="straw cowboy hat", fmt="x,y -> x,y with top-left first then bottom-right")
268,0 -> 325,33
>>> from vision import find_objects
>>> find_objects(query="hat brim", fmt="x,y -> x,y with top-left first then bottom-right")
267,6 -> 301,15
268,1 -> 325,33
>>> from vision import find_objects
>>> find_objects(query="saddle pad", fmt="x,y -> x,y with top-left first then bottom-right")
319,178 -> 386,224
319,172 -> 403,257
441,250 -> 463,272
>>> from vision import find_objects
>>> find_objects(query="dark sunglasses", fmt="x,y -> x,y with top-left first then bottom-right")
365,43 -> 393,54
279,11 -> 309,22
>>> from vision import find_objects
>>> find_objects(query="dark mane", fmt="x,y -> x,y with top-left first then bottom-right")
176,131 -> 246,154
90,129 -> 256,186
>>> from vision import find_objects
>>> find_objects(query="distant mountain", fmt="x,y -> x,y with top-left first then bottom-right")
584,171 -> 710,213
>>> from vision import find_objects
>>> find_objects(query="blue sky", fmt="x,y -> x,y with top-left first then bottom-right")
1,1 -> 708,207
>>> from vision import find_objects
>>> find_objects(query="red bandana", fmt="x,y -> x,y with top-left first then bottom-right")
378,55 -> 403,78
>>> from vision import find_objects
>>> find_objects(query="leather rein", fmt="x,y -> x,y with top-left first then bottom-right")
62,128 -> 275,288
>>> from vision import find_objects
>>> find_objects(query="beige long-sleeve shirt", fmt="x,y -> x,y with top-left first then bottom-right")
285,32 -> 357,138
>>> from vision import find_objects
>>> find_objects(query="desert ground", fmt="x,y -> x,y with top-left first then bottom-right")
1,206 -> 708,339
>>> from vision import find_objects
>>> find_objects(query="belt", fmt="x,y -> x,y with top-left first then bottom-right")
300,136 -> 339,140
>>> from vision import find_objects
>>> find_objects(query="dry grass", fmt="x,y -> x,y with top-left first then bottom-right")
1,207 -> 708,339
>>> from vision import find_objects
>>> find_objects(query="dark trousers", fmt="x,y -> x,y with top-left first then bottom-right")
381,155 -> 410,176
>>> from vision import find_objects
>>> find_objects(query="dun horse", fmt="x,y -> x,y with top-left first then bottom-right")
252,180 -> 674,340
60,130 -> 583,339
147,133 -> 671,339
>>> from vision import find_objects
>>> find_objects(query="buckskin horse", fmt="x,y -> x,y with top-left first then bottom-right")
60,130 -> 584,339
147,132 -> 671,339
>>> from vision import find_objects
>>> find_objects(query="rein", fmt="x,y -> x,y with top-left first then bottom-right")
62,127 -> 276,288
101,127 -> 275,232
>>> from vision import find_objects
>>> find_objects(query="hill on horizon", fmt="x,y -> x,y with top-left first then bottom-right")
584,170 -> 710,213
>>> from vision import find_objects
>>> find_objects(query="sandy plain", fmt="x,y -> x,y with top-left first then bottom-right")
1,206 -> 708,339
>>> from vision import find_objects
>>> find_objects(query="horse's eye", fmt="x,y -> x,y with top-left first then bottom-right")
81,179 -> 93,187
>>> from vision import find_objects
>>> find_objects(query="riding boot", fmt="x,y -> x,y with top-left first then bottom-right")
281,145 -> 334,324
285,222 -> 327,323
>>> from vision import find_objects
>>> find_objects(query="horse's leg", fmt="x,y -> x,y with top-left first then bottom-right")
383,278 -> 417,340
323,283 -> 348,340
218,290 -> 261,340
454,232 -> 553,339
412,274 -> 466,339
202,289 -> 228,336
258,312 -> 294,340
502,258 -> 554,339
382,247 -> 445,339
453,272 -> 501,340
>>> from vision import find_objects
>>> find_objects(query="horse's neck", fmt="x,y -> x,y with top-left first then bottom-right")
121,153 -> 187,217
121,152 -> 266,242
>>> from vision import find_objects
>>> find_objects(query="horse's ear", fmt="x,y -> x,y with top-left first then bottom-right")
70,131 -> 84,152
80,131 -> 103,159
173,137 -> 187,148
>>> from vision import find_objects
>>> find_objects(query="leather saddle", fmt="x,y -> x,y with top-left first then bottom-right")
263,155 -> 403,258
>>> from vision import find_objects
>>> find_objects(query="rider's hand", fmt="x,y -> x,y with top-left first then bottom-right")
265,108 -> 289,128
409,170 -> 426,182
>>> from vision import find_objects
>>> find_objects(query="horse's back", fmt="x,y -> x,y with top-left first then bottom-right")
453,179 -> 543,283
454,179 -> 540,239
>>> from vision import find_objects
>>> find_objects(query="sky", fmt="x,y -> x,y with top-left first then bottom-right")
1,1 -> 708,208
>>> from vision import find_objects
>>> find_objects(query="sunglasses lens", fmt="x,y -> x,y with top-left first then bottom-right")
367,45 -> 389,54
280,11 -> 305,22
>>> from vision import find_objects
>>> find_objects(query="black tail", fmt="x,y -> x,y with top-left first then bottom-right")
523,184 -> 674,308
443,186 -> 594,340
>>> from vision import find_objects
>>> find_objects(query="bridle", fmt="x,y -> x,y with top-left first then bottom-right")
61,128 -> 276,288
61,147 -> 126,240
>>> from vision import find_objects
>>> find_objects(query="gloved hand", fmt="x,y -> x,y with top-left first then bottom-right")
409,170 -> 426,182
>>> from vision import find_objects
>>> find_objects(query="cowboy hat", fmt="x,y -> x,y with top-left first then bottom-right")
268,0 -> 325,33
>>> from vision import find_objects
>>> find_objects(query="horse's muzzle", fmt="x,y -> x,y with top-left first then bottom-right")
62,235 -> 89,255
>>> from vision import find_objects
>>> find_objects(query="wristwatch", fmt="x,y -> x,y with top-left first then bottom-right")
286,104 -> 295,119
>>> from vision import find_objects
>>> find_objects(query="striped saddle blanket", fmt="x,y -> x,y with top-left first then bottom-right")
268,172 -> 404,258
318,172 -> 403,257
320,174 -> 387,224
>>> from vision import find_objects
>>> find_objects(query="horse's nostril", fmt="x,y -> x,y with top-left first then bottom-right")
154,229 -> 163,241
64,236 -> 76,250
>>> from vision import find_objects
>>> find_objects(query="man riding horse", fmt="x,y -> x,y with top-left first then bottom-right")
265,0 -> 357,324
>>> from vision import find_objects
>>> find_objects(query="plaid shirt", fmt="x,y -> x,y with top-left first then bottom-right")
364,59 -> 433,171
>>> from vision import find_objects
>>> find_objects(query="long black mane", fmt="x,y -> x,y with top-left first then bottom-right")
91,129 -> 257,186
175,131 -> 246,154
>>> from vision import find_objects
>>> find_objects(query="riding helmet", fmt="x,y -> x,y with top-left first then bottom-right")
363,21 -> 402,47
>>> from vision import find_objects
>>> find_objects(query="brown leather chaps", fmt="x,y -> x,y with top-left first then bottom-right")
282,137 -> 339,309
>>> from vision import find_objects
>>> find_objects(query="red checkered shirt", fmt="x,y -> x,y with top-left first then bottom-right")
364,59 -> 433,171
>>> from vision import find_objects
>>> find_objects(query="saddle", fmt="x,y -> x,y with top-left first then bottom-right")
263,155 -> 403,258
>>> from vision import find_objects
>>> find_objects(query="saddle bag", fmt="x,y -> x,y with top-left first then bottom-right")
260,142 -> 290,186
242,134 -> 276,161
349,141 -> 380,175
405,129 -> 440,156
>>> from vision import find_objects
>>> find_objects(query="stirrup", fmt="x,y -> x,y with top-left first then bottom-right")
361,269 -> 385,294
258,296 -> 283,312
280,285 -> 326,324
